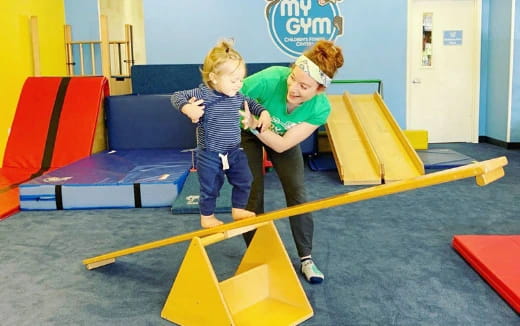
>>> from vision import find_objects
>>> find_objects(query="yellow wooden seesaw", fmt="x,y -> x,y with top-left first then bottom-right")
83,156 -> 507,270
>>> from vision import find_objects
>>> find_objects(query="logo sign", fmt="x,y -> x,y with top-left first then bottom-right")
265,0 -> 344,58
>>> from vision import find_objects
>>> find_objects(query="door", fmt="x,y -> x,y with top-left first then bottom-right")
407,0 -> 481,143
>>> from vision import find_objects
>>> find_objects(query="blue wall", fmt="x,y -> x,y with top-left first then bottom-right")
512,1 -> 520,141
142,0 -> 408,128
56,0 -> 516,143
479,0 -> 490,136
64,0 -> 101,75
485,0 -> 513,142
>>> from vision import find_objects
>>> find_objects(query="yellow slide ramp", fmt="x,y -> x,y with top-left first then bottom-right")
326,92 -> 424,185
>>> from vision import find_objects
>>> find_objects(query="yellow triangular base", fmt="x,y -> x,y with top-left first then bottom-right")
160,236 -> 233,325
161,221 -> 313,325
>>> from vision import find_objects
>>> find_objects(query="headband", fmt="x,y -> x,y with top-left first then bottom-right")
294,55 -> 332,87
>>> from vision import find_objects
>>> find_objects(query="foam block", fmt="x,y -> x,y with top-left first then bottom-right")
171,171 -> 232,214
418,149 -> 476,169
452,235 -> 520,313
131,63 -> 290,95
105,94 -> 196,150
19,149 -> 192,210
404,129 -> 428,150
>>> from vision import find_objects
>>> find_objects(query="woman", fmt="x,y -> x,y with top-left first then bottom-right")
241,40 -> 344,283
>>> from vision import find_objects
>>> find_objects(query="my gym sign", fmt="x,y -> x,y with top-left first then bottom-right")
265,0 -> 344,58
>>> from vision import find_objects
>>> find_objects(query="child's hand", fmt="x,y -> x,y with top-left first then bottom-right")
257,110 -> 271,132
181,97 -> 205,123
240,101 -> 258,130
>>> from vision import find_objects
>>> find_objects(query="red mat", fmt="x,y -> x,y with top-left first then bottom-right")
452,235 -> 520,313
0,76 -> 108,219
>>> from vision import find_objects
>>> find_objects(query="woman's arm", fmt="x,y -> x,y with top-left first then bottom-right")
256,122 -> 319,153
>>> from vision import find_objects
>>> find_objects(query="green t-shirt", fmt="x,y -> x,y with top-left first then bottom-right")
241,66 -> 331,135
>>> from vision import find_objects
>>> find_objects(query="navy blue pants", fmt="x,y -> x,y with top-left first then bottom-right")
196,148 -> 253,216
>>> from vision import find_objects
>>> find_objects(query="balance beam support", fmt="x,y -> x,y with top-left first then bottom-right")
161,221 -> 313,325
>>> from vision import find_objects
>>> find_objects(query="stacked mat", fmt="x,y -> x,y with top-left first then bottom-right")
0,76 -> 108,218
18,93 -> 197,211
20,149 -> 192,210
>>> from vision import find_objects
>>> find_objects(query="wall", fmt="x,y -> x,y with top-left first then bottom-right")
0,1 -> 67,165
479,0 -> 490,136
64,0 -> 101,75
64,0 -> 146,76
511,1 -> 520,142
485,0 -> 513,142
99,0 -> 147,69
142,0 -> 408,127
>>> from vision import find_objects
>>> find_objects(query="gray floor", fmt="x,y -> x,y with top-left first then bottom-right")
1,142 -> 519,325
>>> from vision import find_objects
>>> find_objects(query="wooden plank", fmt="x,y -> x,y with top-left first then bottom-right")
82,156 -> 507,269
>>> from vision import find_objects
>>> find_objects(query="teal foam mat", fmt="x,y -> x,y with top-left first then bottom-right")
171,171 -> 232,214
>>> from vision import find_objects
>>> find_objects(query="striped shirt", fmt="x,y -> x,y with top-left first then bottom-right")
171,84 -> 265,152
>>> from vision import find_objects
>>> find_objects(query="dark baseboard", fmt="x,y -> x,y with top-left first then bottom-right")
479,136 -> 520,149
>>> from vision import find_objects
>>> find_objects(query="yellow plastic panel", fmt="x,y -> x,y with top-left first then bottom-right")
404,130 -> 429,150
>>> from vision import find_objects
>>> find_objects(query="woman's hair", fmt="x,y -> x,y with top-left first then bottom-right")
201,40 -> 244,88
302,39 -> 344,80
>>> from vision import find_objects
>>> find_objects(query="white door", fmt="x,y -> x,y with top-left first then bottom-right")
407,0 -> 481,143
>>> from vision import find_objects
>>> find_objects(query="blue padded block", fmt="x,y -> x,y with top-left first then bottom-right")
19,149 -> 192,210
301,130 -> 318,156
105,94 -> 196,150
417,148 -> 476,169
131,63 -> 290,95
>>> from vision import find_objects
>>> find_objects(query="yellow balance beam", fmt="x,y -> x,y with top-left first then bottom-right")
83,156 -> 507,269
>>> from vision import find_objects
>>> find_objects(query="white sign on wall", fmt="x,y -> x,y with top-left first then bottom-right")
443,30 -> 463,46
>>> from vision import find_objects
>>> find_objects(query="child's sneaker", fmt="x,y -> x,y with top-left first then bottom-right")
300,259 -> 324,284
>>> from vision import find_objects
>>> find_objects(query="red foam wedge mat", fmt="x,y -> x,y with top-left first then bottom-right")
0,188 -> 20,219
3,77 -> 63,168
50,77 -> 108,168
0,76 -> 108,219
452,235 -> 520,313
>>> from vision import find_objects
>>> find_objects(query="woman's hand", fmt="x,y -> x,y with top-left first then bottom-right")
181,97 -> 205,123
257,110 -> 271,132
240,101 -> 258,130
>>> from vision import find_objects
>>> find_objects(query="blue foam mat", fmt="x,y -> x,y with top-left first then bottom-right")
19,149 -> 192,210
308,149 -> 475,171
417,148 -> 476,169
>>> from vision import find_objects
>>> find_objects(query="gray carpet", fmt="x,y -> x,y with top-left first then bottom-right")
1,142 -> 519,325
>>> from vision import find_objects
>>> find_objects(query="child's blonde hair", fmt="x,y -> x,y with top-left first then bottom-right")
201,40 -> 245,88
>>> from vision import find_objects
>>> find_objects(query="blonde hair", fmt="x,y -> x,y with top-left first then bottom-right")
201,40 -> 245,88
302,39 -> 344,80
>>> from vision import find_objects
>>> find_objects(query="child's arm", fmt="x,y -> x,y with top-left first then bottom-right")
171,89 -> 205,123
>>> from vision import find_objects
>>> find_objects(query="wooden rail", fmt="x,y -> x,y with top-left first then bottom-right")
64,15 -> 134,77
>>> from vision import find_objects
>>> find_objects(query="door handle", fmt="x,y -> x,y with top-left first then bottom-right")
412,79 -> 421,84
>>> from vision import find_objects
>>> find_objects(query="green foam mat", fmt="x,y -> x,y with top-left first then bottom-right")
171,171 -> 232,214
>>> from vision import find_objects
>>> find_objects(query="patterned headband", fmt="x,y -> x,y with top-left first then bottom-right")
294,55 -> 332,87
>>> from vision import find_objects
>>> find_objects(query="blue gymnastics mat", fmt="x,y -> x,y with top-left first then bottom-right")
417,148 -> 476,169
19,149 -> 192,210
308,149 -> 476,171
